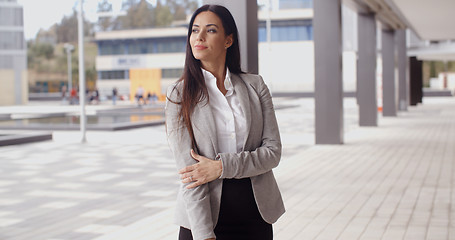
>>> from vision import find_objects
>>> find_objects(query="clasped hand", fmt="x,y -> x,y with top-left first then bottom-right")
179,149 -> 222,189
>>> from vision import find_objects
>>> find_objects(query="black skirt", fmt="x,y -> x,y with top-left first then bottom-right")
179,178 -> 273,240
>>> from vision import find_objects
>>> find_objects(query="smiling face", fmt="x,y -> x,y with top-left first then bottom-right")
190,11 -> 233,68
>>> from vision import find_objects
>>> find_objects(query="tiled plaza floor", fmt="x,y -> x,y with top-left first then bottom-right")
0,97 -> 454,240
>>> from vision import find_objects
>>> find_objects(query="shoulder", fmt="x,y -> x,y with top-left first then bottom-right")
235,73 -> 267,91
166,80 -> 184,101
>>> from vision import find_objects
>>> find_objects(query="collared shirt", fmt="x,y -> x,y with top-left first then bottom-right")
202,68 -> 247,154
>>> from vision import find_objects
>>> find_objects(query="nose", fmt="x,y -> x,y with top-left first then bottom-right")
196,31 -> 205,41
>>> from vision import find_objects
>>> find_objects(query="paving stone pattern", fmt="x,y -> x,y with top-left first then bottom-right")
0,97 -> 454,240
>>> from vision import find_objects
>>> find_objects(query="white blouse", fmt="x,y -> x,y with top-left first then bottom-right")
202,68 -> 248,154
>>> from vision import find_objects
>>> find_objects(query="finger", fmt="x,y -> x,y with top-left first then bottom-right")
186,181 -> 201,189
178,165 -> 194,174
190,149 -> 201,162
179,172 -> 193,180
181,177 -> 193,183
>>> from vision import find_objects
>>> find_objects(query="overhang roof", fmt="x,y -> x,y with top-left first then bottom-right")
344,0 -> 455,41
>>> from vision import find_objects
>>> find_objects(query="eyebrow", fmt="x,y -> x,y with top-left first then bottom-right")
192,24 -> 219,28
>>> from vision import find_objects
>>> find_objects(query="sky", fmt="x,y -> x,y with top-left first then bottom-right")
17,0 -> 125,40
17,0 -> 264,40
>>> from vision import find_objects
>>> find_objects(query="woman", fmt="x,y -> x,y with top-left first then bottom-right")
165,4 -> 285,240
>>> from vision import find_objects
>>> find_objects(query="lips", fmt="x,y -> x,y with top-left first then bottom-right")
194,45 -> 208,50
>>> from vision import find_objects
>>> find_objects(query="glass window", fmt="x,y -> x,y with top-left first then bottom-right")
0,8 -> 23,26
0,31 -> 24,50
99,41 -> 125,55
258,20 -> 313,42
162,68 -> 183,78
128,39 -> 153,54
155,37 -> 186,53
280,0 -> 313,9
99,70 -> 126,80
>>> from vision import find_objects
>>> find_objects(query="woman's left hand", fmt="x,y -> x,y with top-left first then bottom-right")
179,149 -> 222,189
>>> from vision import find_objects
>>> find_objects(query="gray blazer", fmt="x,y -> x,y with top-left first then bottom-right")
165,73 -> 285,240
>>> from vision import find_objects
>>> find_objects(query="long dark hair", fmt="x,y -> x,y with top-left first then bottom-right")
169,4 -> 243,148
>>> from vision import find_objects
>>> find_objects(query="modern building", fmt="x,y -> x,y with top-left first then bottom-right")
0,0 -> 27,106
94,0 -> 361,98
94,1 -> 319,98
95,27 -> 187,100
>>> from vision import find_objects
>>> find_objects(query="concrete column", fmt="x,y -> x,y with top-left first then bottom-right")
357,13 -> 377,126
203,0 -> 258,73
396,29 -> 408,111
409,56 -> 423,106
314,0 -> 343,144
381,29 -> 397,116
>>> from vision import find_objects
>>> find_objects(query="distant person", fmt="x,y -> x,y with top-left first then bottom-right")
89,88 -> 100,104
147,92 -> 152,104
112,87 -> 118,105
151,92 -> 158,103
166,5 -> 284,240
61,85 -> 67,103
146,92 -> 158,105
70,88 -> 77,105
135,85 -> 145,106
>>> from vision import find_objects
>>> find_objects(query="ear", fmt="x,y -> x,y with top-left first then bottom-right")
225,34 -> 233,49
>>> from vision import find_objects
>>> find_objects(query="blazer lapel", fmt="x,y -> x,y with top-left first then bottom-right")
193,97 -> 218,154
231,74 -> 252,148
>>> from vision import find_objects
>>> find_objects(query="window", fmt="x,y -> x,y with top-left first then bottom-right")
162,68 -> 183,78
98,41 -> 125,55
258,20 -> 313,42
0,8 -> 23,26
99,70 -> 126,80
0,31 -> 24,50
98,37 -> 186,55
128,39 -> 153,54
155,38 -> 186,53
280,0 -> 313,9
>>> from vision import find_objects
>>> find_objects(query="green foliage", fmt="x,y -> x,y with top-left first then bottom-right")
119,0 -> 156,29
27,41 -> 55,69
55,10 -> 94,43
154,1 -> 173,27
97,0 -> 114,31
102,0 -> 198,30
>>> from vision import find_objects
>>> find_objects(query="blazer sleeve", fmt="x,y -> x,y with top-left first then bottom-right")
165,85 -> 216,240
218,76 -> 282,179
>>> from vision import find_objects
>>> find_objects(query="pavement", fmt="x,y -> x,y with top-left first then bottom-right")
0,96 -> 454,240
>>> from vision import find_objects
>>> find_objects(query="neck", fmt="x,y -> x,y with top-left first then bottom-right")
201,61 -> 226,82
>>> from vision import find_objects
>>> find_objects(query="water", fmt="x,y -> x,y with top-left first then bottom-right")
0,114 -> 164,131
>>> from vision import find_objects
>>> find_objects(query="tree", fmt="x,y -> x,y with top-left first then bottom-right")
167,0 -> 198,20
154,0 -> 173,27
55,9 -> 94,43
106,0 -> 198,30
116,0 -> 155,29
97,0 -> 114,31
121,0 -> 140,10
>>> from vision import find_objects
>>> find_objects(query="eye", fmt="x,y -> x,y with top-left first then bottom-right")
207,28 -> 217,33
192,28 -> 199,33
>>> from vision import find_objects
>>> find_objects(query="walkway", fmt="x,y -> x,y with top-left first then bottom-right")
0,97 -> 454,240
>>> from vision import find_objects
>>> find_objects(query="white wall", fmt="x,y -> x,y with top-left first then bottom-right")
343,51 -> 357,92
96,53 -> 185,71
258,41 -> 358,93
258,41 -> 315,92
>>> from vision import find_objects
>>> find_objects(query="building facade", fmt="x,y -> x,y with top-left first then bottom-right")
94,7 -> 316,97
95,27 -> 187,99
0,0 -> 27,106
